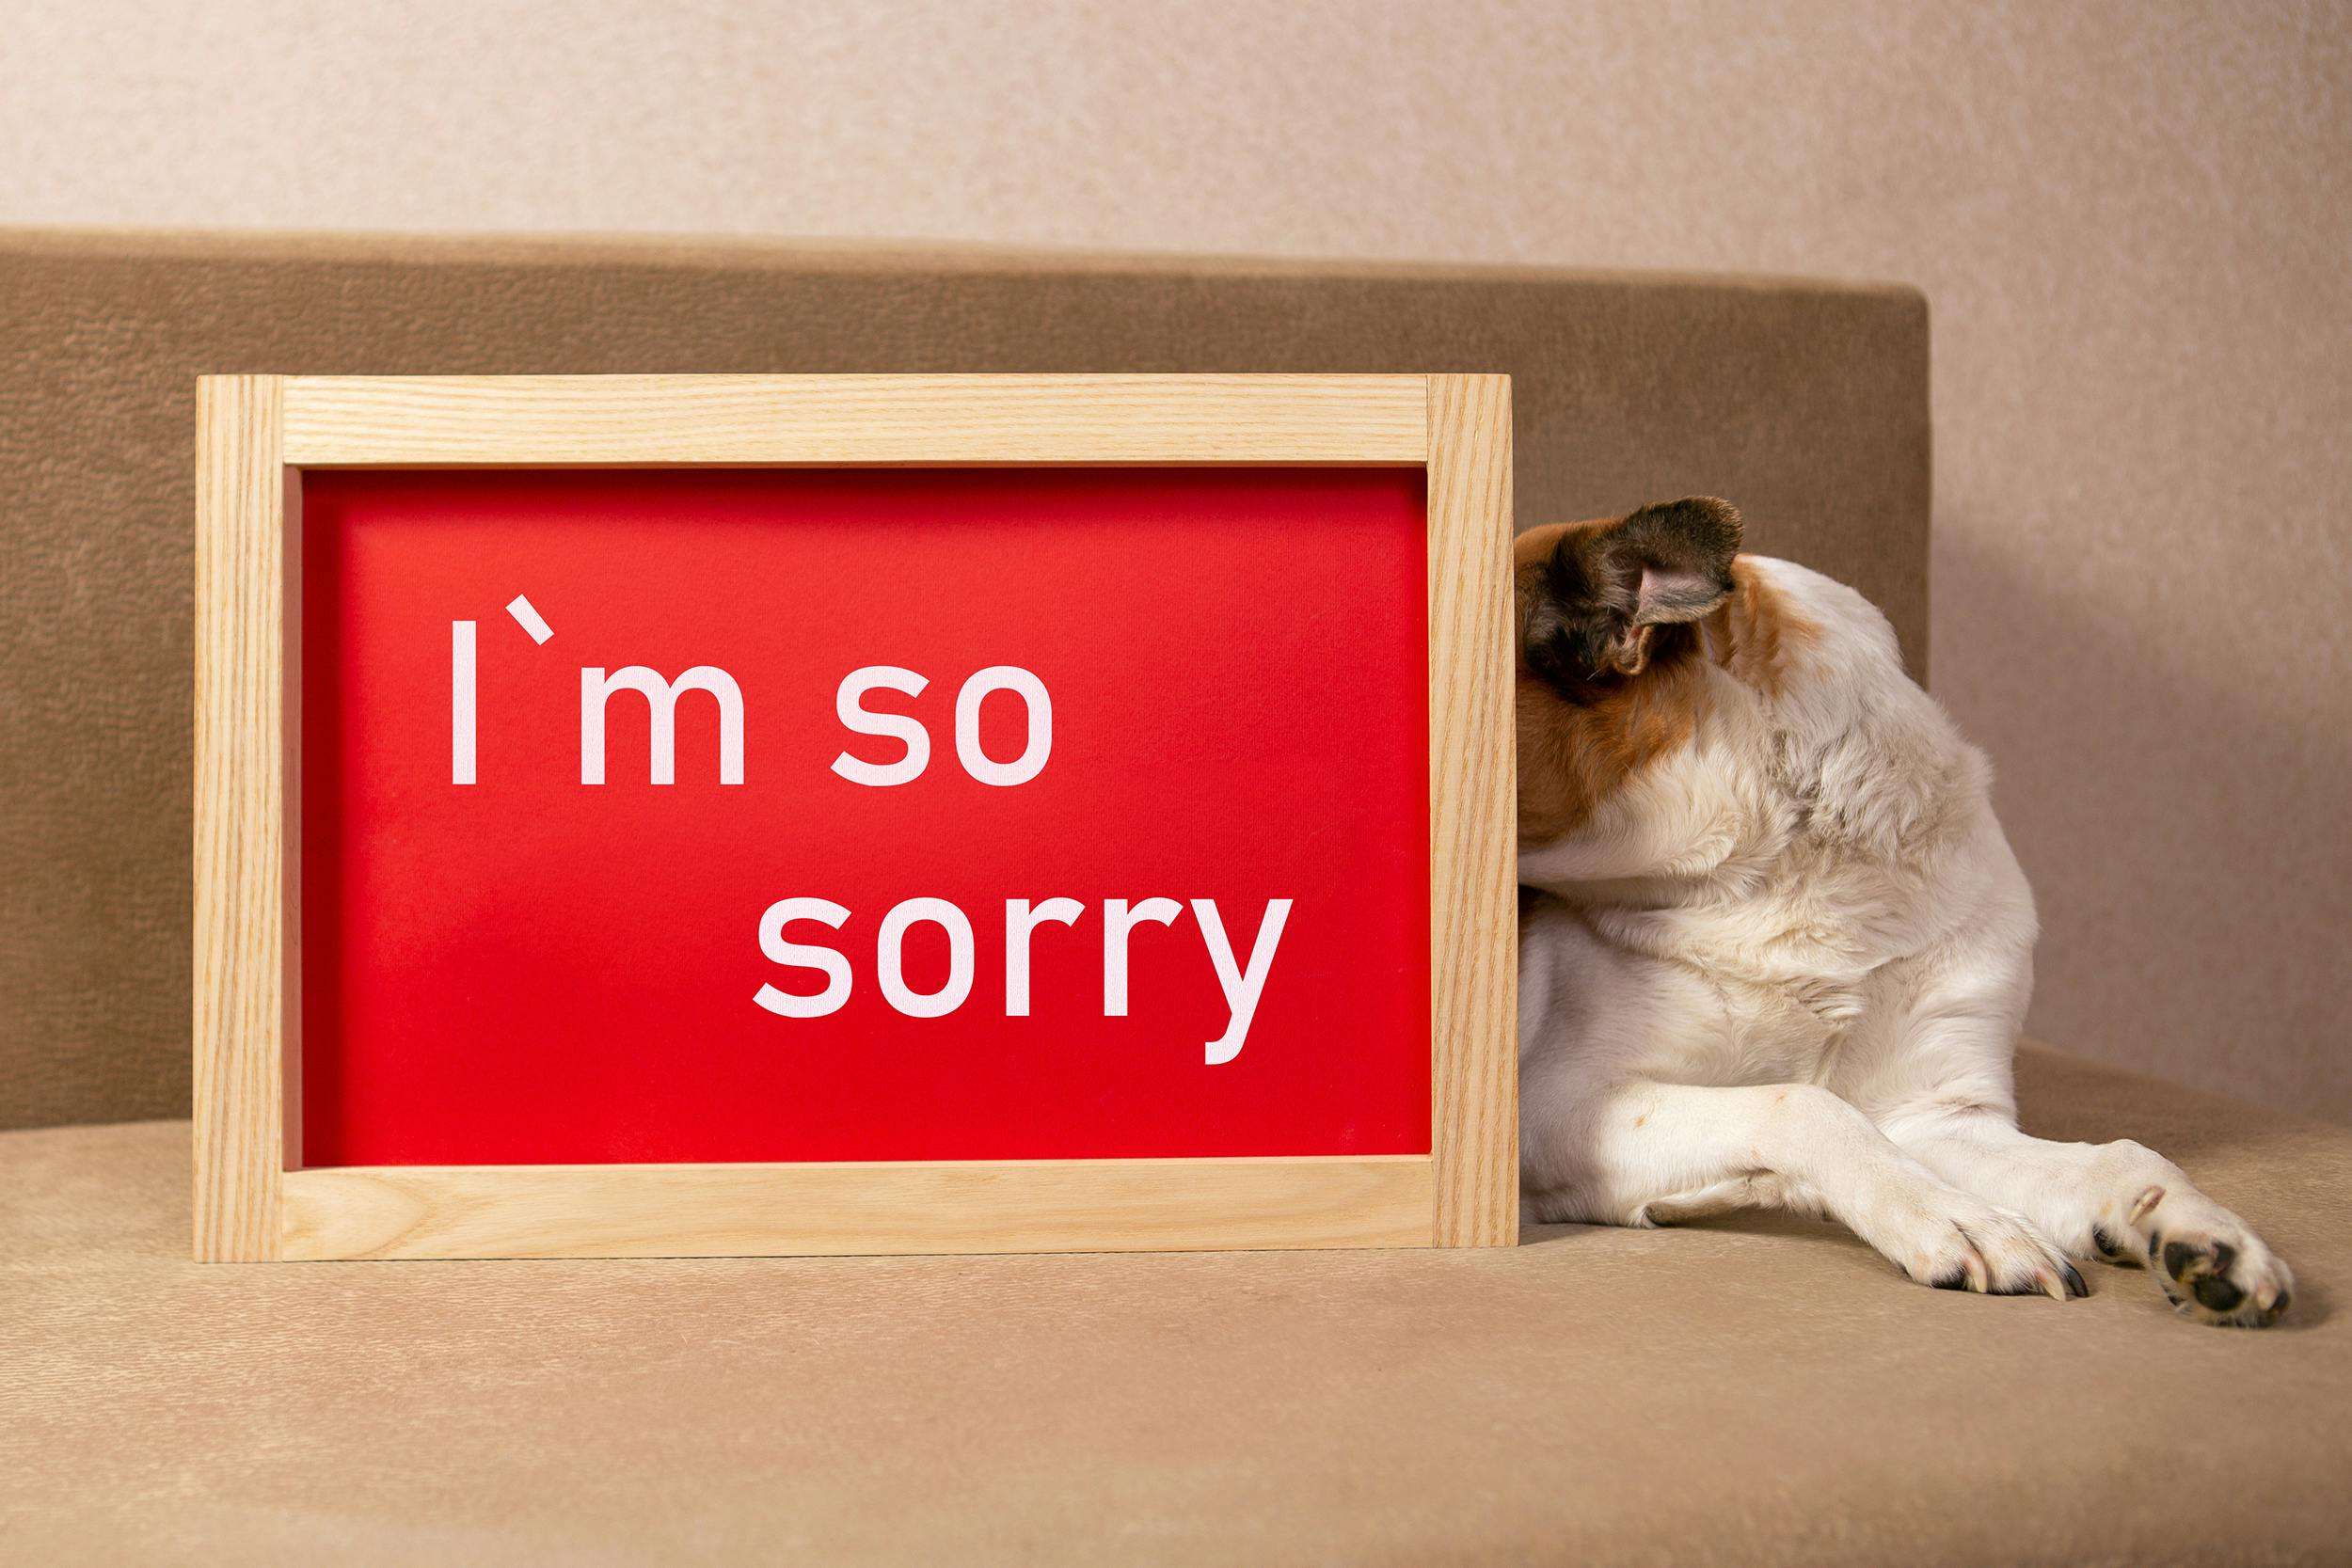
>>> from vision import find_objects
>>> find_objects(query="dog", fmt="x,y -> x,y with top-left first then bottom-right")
1513,498 -> 2292,1325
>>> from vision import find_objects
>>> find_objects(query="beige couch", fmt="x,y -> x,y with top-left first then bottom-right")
2,231 -> 2345,1564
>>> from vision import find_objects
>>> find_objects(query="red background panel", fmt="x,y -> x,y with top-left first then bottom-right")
298,467 -> 1430,1164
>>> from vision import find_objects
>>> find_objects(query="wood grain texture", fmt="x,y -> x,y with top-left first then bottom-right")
280,374 -> 1428,467
1425,373 -> 1518,1247
280,1156 -> 1436,1260
193,374 -> 287,1261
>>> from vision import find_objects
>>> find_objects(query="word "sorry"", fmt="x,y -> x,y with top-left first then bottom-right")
755,895 -> 1293,1065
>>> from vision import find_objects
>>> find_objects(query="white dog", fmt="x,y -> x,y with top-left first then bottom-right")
1514,499 -> 2292,1325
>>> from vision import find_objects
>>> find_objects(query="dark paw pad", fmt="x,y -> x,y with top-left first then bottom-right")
2153,1232 -> 2288,1324
2162,1237 -> 2234,1288
2090,1224 -> 2134,1263
2193,1274 -> 2245,1313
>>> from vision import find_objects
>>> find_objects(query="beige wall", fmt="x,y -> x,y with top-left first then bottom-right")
7,1 -> 2348,1119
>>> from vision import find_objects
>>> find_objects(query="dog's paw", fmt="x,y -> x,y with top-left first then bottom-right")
1897,1196 -> 2086,1301
2132,1187 -> 2294,1327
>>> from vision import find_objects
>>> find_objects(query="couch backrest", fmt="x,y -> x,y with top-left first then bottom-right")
0,230 -> 1929,1131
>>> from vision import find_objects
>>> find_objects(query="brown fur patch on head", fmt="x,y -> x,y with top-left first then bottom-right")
1516,655 -> 1708,844
1702,558 -> 1821,697
1515,499 -> 1742,846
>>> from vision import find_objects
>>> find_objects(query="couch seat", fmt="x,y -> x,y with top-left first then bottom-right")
5,1045 -> 2346,1565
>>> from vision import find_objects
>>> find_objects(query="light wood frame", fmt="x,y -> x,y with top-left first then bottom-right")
195,374 -> 1516,1260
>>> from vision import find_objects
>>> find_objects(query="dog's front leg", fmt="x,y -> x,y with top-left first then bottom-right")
1534,1079 -> 2084,1298
1883,1112 -> 2294,1326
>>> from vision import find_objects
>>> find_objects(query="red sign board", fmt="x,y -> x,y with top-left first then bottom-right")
298,467 -> 1432,1165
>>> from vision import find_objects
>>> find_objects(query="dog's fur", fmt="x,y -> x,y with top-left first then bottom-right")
1515,499 -> 2294,1325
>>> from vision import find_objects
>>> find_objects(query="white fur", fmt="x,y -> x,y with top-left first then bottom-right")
1518,555 -> 2293,1323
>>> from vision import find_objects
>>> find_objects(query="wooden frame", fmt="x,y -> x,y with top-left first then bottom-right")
195,374 -> 1516,1260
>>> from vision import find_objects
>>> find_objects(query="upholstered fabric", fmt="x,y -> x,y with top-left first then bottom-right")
0,229 -> 1928,1133
6,231 -> 2338,1564
3,1044 -> 2345,1565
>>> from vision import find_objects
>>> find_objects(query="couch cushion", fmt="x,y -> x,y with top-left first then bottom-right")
3,1044 -> 2344,1565
0,230 -> 1929,1132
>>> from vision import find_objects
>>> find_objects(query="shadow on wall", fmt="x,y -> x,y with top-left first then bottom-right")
1934,528 -> 2352,1125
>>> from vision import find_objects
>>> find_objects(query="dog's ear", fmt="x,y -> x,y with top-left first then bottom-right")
1523,498 -> 1742,685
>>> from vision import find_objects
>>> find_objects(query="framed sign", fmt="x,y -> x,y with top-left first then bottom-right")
194,374 -> 1515,1260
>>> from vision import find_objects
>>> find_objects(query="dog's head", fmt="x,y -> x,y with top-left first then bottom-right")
1514,498 -> 1742,847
